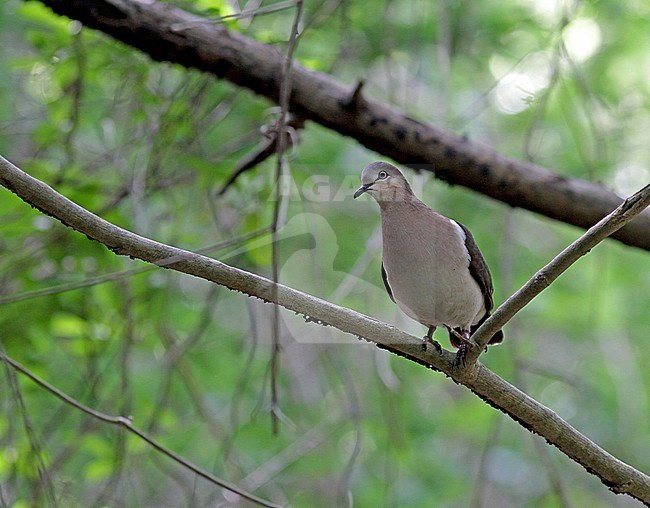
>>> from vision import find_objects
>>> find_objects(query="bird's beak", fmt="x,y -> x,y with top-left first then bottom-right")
354,183 -> 372,199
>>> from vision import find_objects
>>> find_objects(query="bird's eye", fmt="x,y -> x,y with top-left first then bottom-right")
378,170 -> 388,179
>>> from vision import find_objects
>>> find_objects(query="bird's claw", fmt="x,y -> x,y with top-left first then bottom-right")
422,336 -> 442,353
454,344 -> 468,369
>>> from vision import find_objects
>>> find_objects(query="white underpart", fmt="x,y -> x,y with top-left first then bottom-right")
449,219 -> 471,263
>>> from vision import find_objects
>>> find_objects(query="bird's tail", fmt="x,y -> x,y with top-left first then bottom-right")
471,312 -> 504,345
448,314 -> 504,349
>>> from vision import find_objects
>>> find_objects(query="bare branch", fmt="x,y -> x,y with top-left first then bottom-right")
0,350 -> 281,508
31,0 -> 650,251
2,156 -> 649,504
467,183 -> 650,362
217,114 -> 306,196
270,0 -> 304,435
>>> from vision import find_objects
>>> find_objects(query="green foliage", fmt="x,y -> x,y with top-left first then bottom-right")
0,0 -> 648,506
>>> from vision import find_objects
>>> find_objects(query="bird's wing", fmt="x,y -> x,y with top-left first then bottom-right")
453,220 -> 494,312
381,262 -> 396,303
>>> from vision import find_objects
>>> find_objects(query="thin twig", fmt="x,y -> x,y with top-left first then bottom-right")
171,0 -> 298,29
91,279 -> 135,505
239,419 -> 331,492
325,349 -> 362,507
217,115 -> 305,196
0,225 -> 272,306
0,351 -> 281,508
269,0 -> 304,436
1,355 -> 59,507
60,29 -> 85,182
468,183 -> 650,363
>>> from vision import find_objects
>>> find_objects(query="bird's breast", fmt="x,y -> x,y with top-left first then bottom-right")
380,209 -> 484,329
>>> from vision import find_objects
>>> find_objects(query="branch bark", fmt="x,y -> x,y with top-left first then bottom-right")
2,155 -> 649,504
29,0 -> 650,251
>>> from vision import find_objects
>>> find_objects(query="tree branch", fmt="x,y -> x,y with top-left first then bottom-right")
269,0 -> 304,437
467,183 -> 650,363
0,350 -> 281,508
29,0 -> 650,251
2,155 -> 649,504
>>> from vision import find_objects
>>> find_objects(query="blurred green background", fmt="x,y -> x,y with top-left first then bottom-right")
0,0 -> 648,506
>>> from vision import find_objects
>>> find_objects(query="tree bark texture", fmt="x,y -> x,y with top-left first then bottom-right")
32,0 -> 650,251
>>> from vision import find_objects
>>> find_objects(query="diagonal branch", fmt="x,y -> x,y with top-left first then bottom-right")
30,0 -> 650,251
2,156 -> 649,504
467,183 -> 650,363
0,350 -> 281,508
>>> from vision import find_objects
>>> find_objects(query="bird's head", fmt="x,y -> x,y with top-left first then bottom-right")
353,162 -> 414,203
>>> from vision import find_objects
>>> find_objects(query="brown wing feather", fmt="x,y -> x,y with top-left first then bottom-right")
456,221 -> 504,344
381,262 -> 396,303
456,221 -> 494,312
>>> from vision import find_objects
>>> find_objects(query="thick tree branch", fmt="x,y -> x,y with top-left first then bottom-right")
2,155 -> 649,504
30,0 -> 650,251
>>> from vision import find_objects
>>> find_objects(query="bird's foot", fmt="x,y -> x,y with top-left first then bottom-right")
454,344 -> 468,369
422,326 -> 440,353
448,329 -> 474,369
421,336 -> 442,353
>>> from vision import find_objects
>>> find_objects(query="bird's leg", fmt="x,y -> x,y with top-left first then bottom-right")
454,330 -> 472,368
422,326 -> 441,353
446,328 -> 473,368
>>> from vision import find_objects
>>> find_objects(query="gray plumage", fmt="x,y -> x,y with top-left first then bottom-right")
354,161 -> 503,351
